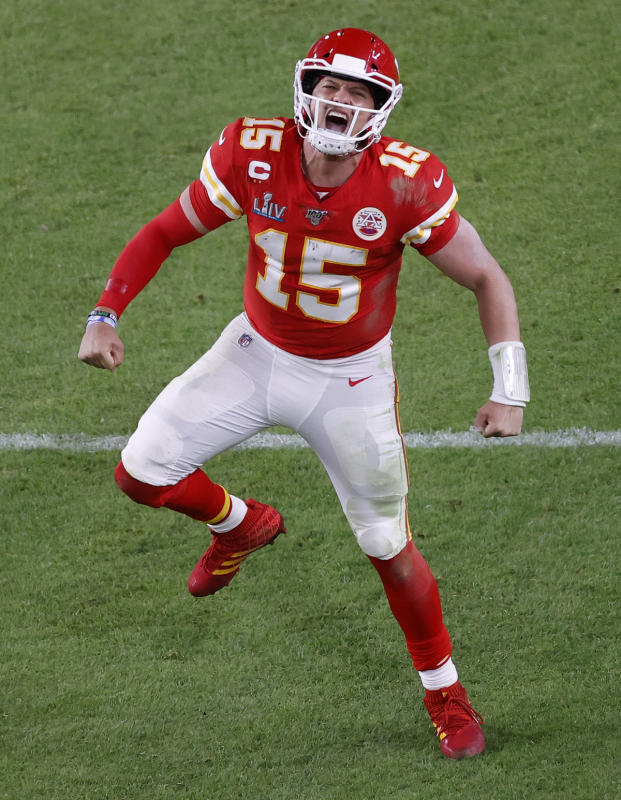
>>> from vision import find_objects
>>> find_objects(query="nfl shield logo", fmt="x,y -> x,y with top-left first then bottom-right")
238,333 -> 253,348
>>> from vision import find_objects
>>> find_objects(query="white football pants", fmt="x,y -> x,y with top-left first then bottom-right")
122,313 -> 409,559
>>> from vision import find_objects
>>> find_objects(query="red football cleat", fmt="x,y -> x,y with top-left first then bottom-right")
424,681 -> 486,759
187,499 -> 286,596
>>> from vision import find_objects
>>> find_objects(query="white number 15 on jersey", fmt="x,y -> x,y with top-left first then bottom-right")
255,230 -> 366,324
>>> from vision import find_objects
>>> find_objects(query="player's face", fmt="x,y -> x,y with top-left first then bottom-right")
311,76 -> 375,137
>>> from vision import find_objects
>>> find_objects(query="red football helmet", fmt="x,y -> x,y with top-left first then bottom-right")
294,28 -> 403,155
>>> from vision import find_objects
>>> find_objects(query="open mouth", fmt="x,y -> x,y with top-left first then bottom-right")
323,110 -> 349,133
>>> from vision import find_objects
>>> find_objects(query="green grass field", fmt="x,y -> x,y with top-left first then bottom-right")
2,1 -> 620,798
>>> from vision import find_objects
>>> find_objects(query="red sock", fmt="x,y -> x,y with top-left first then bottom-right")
114,460 -> 231,523
368,540 -> 452,671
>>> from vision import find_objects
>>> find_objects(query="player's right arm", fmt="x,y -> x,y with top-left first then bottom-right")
77,194 -> 207,370
78,121 -> 246,371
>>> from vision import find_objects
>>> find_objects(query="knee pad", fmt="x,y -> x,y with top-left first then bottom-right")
356,526 -> 408,559
346,494 -> 408,559
121,411 -> 186,485
357,528 -> 403,559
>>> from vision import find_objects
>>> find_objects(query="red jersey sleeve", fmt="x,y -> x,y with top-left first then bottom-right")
96,197 -> 204,316
184,119 -> 249,231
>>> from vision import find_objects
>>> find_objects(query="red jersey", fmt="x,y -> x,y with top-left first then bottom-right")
186,117 -> 459,358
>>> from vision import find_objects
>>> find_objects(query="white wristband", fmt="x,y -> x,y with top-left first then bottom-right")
86,314 -> 117,329
488,341 -> 530,406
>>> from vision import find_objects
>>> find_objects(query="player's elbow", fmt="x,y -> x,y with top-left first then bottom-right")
472,264 -> 515,302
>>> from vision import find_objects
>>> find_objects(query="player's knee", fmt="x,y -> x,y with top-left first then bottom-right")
356,527 -> 406,559
121,414 -> 184,485
357,528 -> 395,558
346,494 -> 408,559
114,459 -> 169,508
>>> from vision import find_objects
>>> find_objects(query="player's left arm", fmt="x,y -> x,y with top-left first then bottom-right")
426,215 -> 529,437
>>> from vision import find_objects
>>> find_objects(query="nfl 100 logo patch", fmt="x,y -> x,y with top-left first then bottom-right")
352,207 -> 387,241
305,208 -> 330,227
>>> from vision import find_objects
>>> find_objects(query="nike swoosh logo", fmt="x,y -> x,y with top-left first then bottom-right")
433,169 -> 444,189
219,130 -> 226,146
348,376 -> 373,387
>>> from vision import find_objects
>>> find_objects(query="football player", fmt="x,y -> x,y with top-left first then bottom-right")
78,28 -> 530,759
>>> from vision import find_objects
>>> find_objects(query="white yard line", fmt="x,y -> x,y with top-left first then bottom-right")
1,428 -> 619,452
